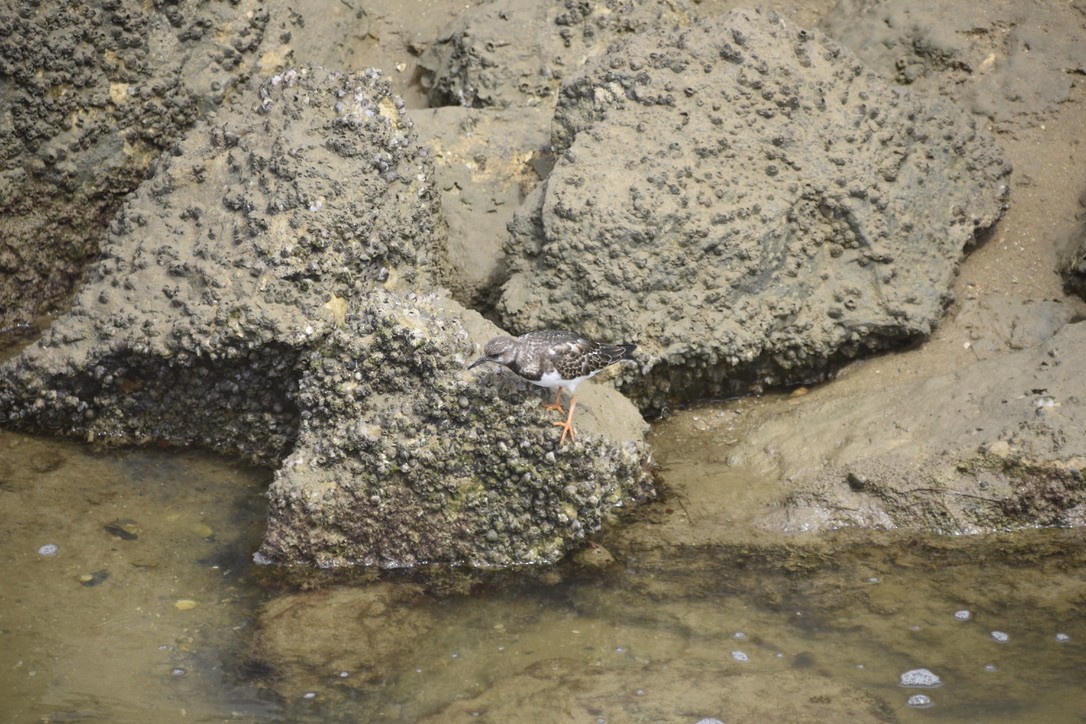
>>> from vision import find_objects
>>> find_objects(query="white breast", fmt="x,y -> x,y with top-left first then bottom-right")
530,369 -> 594,393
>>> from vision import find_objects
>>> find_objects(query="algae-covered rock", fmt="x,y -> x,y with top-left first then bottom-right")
496,9 -> 1011,413
260,291 -> 653,568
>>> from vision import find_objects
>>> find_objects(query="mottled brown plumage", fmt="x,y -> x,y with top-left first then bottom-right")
468,330 -> 637,444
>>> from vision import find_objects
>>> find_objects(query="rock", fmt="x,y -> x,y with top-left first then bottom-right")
819,0 -> 1086,124
412,106 -> 552,307
739,320 -> 1086,533
419,0 -> 695,109
259,291 -> 653,568
0,0 -> 273,339
496,9 -> 1011,413
0,65 -> 440,463
0,65 -> 652,568
1060,222 -> 1086,301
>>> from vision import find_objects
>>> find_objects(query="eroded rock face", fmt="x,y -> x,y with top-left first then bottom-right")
0,0 -> 271,338
0,65 -> 652,567
496,9 -> 1011,413
419,0 -> 694,109
1061,222 -> 1086,301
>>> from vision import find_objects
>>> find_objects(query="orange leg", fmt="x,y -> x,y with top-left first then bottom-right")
553,393 -> 577,444
543,387 -> 565,414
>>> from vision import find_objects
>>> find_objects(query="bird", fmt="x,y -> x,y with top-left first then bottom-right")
468,329 -> 637,444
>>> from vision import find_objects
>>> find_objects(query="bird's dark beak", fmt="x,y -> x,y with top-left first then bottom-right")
468,356 -> 490,370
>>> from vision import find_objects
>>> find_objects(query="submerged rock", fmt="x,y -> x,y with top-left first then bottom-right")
496,9 -> 1011,413
0,65 -> 652,567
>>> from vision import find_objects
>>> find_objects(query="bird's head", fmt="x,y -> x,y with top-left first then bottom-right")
468,336 -> 517,370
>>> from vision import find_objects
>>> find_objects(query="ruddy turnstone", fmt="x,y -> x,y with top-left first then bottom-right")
468,329 -> 637,444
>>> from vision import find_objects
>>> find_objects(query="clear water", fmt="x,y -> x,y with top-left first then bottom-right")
1,414 -> 1085,722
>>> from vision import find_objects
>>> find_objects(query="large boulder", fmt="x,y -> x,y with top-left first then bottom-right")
496,9 -> 1011,413
0,0 -> 272,339
259,292 -> 652,568
0,65 -> 652,567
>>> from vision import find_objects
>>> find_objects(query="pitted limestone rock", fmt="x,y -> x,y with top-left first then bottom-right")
496,9 -> 1011,413
260,291 -> 653,568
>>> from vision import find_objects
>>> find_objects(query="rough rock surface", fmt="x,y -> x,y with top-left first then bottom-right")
260,293 -> 652,568
0,65 -> 437,460
736,320 -> 1086,534
419,0 -> 694,109
496,9 -> 1011,413
0,65 -> 652,567
1061,221 -> 1086,301
412,106 -> 551,308
819,0 -> 1086,123
0,0 -> 272,338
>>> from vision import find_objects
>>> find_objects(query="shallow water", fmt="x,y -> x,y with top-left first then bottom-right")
1,413 -> 1085,722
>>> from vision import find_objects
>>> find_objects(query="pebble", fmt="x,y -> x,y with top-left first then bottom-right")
984,664 -> 998,672
696,719 -> 725,724
1055,633 -> 1070,642
954,610 -> 971,621
906,694 -> 934,709
174,599 -> 199,611
37,544 -> 58,556
991,631 -> 1009,643
730,651 -> 749,662
900,668 -> 942,688
303,692 -> 316,700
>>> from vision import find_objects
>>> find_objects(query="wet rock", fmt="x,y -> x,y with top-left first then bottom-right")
820,0 -> 1086,124
419,0 -> 695,109
104,519 -> 140,541
496,9 -> 1011,413
248,583 -> 434,700
740,320 -> 1086,533
0,0 -> 273,339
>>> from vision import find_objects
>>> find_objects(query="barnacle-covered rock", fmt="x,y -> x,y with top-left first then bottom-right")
260,292 -> 652,568
0,65 -> 438,461
419,0 -> 695,109
0,0 -> 272,339
496,9 -> 1011,413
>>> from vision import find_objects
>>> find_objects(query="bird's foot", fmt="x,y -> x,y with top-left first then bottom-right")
543,401 -> 565,414
553,419 -> 576,444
